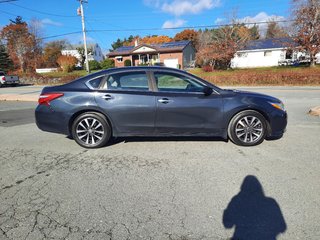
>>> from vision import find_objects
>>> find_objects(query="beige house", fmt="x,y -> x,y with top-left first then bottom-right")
107,40 -> 195,69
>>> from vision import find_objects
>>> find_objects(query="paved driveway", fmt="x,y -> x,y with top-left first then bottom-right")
0,87 -> 319,240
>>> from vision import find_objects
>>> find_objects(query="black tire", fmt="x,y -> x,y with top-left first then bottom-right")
228,110 -> 267,146
72,112 -> 111,148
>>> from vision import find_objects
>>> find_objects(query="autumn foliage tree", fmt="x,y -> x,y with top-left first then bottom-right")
139,35 -> 173,45
197,25 -> 255,69
57,55 -> 78,72
174,29 -> 199,47
43,40 -> 68,67
292,0 -> 320,66
0,17 -> 40,72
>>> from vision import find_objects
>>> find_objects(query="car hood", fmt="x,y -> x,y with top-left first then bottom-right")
222,89 -> 282,103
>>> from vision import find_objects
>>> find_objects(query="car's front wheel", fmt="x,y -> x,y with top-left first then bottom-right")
228,110 -> 267,146
72,112 -> 111,148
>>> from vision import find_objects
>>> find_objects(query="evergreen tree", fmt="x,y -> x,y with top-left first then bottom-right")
0,44 -> 14,72
266,21 -> 288,39
249,25 -> 260,40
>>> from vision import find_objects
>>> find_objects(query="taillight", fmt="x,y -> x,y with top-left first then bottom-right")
38,93 -> 64,106
1,77 -> 5,81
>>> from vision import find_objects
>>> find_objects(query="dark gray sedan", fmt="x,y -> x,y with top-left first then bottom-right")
35,67 -> 287,148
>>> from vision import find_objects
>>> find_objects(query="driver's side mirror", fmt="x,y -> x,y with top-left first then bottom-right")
203,86 -> 213,96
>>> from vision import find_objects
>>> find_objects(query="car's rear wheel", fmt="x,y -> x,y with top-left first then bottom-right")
72,112 -> 111,148
228,110 -> 267,146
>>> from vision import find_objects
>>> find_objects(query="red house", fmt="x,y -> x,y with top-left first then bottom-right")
107,40 -> 195,69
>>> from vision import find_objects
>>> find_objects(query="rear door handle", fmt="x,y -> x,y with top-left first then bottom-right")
158,98 -> 172,104
102,94 -> 113,100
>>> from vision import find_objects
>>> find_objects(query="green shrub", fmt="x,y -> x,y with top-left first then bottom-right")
88,60 -> 101,70
101,58 -> 115,69
124,59 -> 132,66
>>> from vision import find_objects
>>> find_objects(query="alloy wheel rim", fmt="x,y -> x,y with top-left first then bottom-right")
235,116 -> 263,143
76,117 -> 105,145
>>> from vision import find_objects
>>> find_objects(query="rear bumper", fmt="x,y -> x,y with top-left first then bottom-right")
0,80 -> 20,85
35,105 -> 70,135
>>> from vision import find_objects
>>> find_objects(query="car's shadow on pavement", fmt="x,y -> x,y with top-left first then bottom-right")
222,175 -> 287,240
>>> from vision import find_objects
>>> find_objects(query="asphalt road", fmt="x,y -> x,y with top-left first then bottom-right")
0,87 -> 319,240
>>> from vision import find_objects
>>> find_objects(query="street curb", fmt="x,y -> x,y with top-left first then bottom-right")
0,94 -> 38,102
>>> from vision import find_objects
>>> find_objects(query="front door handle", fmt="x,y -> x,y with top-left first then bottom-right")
158,98 -> 172,104
102,94 -> 113,100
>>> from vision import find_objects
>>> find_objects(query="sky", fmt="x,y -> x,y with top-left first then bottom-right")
0,0 -> 292,53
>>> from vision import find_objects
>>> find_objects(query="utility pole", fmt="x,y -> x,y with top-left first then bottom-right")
78,0 -> 90,73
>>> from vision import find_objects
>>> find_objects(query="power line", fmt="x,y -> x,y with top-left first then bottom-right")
34,19 -> 294,41
1,19 -> 294,42
88,20 -> 294,32
37,31 -> 83,40
0,0 -> 17,3
10,3 -> 78,18
0,9 -> 19,17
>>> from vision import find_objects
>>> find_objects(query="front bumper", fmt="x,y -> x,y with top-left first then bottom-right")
267,110 -> 287,138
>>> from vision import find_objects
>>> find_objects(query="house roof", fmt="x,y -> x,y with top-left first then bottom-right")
108,40 -> 191,56
240,38 -> 296,51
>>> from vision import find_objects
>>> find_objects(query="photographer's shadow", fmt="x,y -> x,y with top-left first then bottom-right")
223,175 -> 287,240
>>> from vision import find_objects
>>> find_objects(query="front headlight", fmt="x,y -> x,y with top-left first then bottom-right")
269,102 -> 285,111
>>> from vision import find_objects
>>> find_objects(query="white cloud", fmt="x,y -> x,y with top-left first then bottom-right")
237,12 -> 286,37
239,12 -> 285,24
162,0 -> 219,16
41,18 -> 63,27
162,19 -> 186,28
214,17 -> 225,25
66,34 -> 96,45
144,0 -> 221,31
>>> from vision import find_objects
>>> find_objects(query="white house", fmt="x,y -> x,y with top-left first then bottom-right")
61,43 -> 104,67
230,38 -> 313,69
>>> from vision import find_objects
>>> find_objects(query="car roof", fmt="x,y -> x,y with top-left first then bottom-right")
104,66 -> 187,74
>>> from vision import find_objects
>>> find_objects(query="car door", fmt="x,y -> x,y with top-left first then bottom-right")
94,70 -> 156,136
151,71 -> 224,136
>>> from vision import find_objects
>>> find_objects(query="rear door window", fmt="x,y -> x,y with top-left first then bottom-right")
104,71 -> 149,91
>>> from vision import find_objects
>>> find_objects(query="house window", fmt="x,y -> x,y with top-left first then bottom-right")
115,56 -> 123,63
264,51 -> 272,57
237,52 -> 248,58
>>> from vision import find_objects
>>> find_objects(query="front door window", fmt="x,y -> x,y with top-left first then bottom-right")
154,72 -> 204,93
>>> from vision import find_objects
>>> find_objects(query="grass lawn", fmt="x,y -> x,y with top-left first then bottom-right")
188,66 -> 320,86
35,66 -> 320,86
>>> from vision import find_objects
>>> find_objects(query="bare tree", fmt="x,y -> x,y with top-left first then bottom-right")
266,20 -> 289,39
197,25 -> 253,69
292,0 -> 320,66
